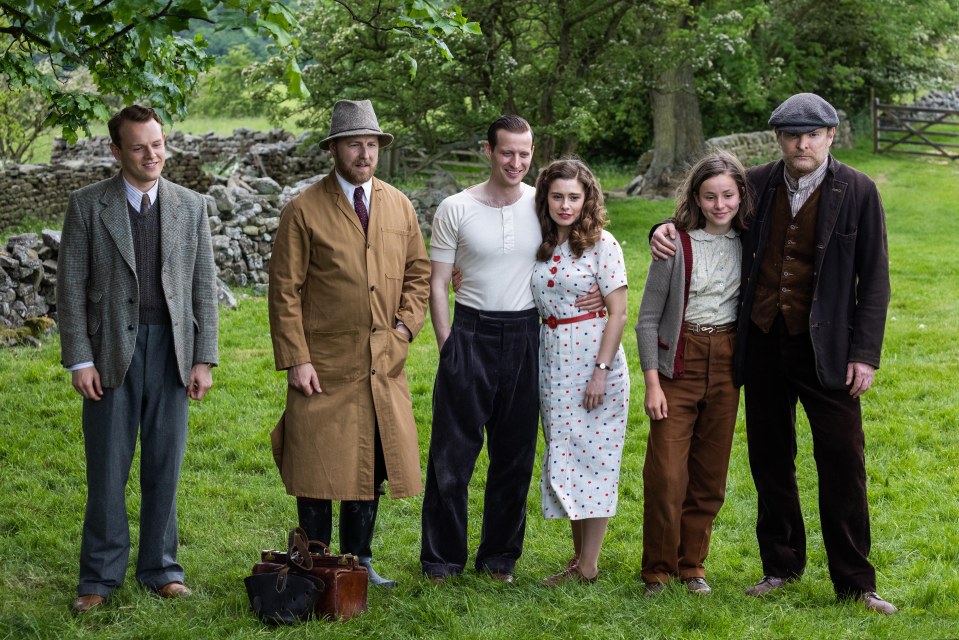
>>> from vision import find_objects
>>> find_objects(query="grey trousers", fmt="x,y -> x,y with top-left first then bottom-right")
78,324 -> 189,597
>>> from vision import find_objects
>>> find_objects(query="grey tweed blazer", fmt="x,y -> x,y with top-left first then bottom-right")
57,173 -> 218,389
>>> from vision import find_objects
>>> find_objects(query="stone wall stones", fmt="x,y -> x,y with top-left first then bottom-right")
0,166 -> 460,340
626,111 -> 854,195
0,129 -> 330,234
0,231 -> 58,343
706,110 -> 853,166
912,87 -> 959,112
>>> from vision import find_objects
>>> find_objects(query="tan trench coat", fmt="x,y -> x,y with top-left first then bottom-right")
268,174 -> 430,500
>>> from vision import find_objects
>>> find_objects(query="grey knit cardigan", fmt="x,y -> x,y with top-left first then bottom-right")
635,234 -> 690,379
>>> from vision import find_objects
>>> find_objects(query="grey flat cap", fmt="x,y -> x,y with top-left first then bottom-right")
768,93 -> 839,133
319,99 -> 394,150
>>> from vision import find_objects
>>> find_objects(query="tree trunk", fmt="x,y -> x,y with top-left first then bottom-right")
638,64 -> 705,197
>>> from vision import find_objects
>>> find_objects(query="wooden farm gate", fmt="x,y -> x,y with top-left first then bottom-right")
381,143 -> 487,179
873,98 -> 959,160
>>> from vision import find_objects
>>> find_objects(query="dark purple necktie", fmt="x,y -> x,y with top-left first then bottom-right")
353,187 -> 369,233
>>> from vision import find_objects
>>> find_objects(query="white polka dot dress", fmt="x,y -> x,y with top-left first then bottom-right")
531,230 -> 630,520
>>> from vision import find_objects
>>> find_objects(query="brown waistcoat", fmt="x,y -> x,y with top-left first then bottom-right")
750,184 -> 822,334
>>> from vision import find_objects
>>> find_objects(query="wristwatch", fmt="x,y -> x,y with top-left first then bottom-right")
595,362 -> 610,371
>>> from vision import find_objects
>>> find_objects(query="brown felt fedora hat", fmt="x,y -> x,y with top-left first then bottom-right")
319,99 -> 394,150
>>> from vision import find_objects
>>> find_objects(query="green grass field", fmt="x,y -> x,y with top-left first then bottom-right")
1,147 -> 958,639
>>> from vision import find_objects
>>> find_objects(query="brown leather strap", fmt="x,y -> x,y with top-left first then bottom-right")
288,527 -> 314,571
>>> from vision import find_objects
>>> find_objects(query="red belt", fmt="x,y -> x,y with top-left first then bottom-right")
542,310 -> 606,329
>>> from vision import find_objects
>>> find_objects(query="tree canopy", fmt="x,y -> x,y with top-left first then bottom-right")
0,0 -> 479,143
248,0 -> 958,168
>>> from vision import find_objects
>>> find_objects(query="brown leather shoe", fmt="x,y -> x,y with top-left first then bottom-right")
489,572 -> 514,584
859,592 -> 897,615
543,566 -> 599,587
745,575 -> 792,597
158,582 -> 193,599
543,566 -> 579,587
643,582 -> 667,598
70,594 -> 105,614
685,577 -> 712,594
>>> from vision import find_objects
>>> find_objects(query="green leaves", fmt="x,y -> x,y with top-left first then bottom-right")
392,0 -> 481,67
0,0 -> 306,139
284,56 -> 311,99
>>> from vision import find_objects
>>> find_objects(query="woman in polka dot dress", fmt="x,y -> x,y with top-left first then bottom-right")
531,159 -> 629,586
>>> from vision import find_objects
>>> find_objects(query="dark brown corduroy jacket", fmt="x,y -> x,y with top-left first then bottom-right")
734,156 -> 890,390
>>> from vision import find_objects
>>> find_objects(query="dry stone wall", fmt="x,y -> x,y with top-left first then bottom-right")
626,112 -> 853,195
706,110 -> 853,165
0,129 -> 330,233
0,161 -> 458,339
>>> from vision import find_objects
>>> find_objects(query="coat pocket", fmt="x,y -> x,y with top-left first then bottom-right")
387,327 -> 410,378
308,329 -> 360,383
86,289 -> 103,336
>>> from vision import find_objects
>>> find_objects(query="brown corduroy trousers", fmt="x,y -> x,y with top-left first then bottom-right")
641,331 -> 739,584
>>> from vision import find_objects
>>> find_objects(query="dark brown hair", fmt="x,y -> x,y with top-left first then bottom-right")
673,150 -> 753,232
535,158 -> 607,261
487,115 -> 532,150
108,105 -> 163,147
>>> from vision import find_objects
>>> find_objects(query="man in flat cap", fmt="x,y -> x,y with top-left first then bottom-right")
268,99 -> 430,587
650,93 -> 894,613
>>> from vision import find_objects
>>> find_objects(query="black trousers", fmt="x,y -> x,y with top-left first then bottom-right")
420,304 -> 540,577
744,316 -> 876,597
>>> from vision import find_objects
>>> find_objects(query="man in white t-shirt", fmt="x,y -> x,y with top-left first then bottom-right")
420,116 -> 599,582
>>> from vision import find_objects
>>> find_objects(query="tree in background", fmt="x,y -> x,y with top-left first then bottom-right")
0,79 -> 48,167
751,0 -> 959,116
0,0 -> 305,142
0,0 -> 477,145
253,0 -> 648,166
190,45 -> 266,119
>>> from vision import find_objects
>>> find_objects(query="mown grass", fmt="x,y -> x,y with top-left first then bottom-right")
1,147 -> 958,639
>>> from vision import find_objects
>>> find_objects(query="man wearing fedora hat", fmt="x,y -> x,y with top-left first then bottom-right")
268,99 -> 430,587
650,93 -> 895,613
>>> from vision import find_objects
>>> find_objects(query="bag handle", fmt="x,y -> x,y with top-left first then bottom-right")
287,527 -> 314,571
306,539 -> 331,556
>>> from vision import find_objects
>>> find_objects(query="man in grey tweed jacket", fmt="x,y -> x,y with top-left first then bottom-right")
56,105 -> 218,614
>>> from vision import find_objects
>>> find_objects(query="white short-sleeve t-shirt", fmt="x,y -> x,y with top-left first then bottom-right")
430,183 -> 541,311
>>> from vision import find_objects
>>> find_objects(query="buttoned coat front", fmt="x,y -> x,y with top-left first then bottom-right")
57,174 -> 219,388
734,155 -> 890,390
268,174 -> 430,500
